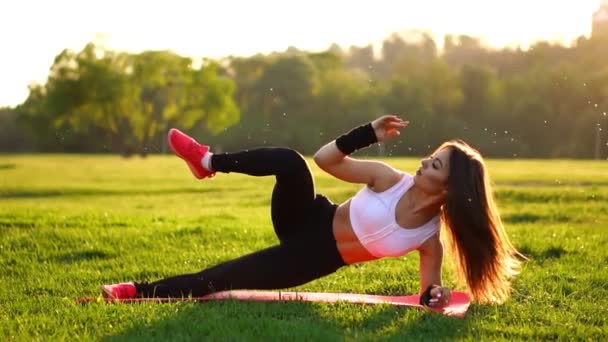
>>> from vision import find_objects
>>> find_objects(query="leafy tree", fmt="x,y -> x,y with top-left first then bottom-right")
9,31 -> 608,158
15,43 -> 238,156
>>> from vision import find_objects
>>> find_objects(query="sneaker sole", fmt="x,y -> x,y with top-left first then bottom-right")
167,129 -> 206,179
101,285 -> 115,299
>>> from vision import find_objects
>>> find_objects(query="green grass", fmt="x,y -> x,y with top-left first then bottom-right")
1,154 -> 607,341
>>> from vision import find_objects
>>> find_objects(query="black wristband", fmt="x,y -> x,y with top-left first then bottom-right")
419,284 -> 441,306
335,123 -> 378,155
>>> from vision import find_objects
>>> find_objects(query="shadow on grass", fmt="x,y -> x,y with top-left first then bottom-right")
98,297 -> 471,341
0,220 -> 38,229
0,163 -> 16,170
0,187 -> 223,199
503,213 -> 572,224
497,189 -> 607,203
517,244 -> 570,263
54,250 -> 116,264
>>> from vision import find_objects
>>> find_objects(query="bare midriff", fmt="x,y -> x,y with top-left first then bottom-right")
332,200 -> 379,265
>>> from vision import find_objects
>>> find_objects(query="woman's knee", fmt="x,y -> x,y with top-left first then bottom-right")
272,147 -> 307,170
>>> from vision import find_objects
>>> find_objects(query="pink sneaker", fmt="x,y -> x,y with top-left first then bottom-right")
101,282 -> 137,299
167,128 -> 215,179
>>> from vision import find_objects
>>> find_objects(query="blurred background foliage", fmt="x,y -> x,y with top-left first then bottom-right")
1,32 -> 607,158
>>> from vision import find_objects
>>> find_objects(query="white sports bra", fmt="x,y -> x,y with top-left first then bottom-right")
349,172 -> 439,258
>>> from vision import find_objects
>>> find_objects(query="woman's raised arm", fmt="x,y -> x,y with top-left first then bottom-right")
313,115 -> 408,192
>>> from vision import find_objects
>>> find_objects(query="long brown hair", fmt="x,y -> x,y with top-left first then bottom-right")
438,140 -> 523,304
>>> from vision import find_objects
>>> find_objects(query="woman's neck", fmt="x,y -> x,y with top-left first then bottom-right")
407,184 -> 444,217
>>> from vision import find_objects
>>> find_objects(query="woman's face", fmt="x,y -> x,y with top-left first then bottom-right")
414,147 -> 451,195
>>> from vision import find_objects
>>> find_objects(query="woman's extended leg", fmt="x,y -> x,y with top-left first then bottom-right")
135,242 -> 342,298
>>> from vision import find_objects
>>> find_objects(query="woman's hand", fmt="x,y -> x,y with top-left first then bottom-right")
428,286 -> 452,308
371,115 -> 409,142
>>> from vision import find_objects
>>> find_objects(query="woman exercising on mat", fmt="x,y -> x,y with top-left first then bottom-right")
102,115 -> 523,307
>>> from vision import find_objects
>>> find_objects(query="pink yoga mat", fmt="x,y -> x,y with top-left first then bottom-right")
78,290 -> 471,318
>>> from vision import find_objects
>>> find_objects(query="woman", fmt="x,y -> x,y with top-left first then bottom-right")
102,115 -> 523,306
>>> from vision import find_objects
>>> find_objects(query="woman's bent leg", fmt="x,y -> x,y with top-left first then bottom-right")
212,147 -> 317,240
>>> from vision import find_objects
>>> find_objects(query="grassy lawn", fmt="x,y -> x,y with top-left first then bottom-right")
1,154 -> 606,341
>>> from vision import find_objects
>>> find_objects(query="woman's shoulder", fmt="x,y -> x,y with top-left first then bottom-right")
368,168 -> 411,193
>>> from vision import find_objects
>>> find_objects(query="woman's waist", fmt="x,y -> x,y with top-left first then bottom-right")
332,200 -> 378,264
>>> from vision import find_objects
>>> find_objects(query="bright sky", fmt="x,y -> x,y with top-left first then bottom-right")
0,0 -> 601,107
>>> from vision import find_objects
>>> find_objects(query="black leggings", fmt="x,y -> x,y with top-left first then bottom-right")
136,147 -> 346,298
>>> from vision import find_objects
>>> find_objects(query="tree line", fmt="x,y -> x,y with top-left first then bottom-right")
1,31 -> 607,159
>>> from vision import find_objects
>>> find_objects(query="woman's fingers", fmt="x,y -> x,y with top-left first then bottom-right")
428,287 -> 451,307
374,115 -> 408,142
375,114 -> 408,129
386,128 -> 400,137
429,297 -> 448,307
384,115 -> 406,123
428,287 -> 441,306
383,114 -> 400,121
387,121 -> 408,129
383,118 -> 408,132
